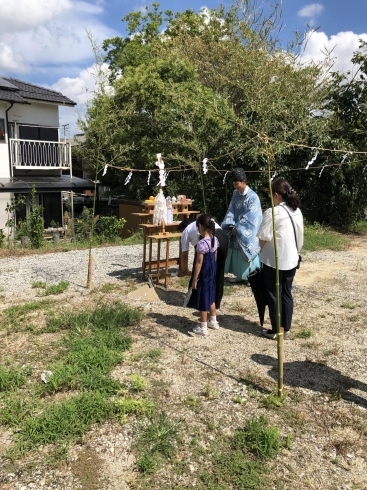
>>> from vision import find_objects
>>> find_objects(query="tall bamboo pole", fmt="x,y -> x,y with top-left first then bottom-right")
86,174 -> 98,290
267,163 -> 284,398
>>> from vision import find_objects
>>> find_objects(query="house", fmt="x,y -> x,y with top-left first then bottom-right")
0,76 -> 95,231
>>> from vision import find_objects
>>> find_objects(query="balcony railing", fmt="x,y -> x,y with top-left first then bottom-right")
10,139 -> 71,169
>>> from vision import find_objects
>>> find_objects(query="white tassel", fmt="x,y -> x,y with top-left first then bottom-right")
102,165 -> 108,176
124,171 -> 132,185
319,166 -> 325,178
202,158 -> 208,174
271,171 -> 277,181
223,171 -> 228,184
147,171 -> 151,185
306,150 -> 319,170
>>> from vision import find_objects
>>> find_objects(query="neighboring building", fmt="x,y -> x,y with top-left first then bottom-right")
0,77 -> 94,230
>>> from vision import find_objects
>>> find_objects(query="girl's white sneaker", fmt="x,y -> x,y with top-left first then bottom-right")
193,326 -> 208,336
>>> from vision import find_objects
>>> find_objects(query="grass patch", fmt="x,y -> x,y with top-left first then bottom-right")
132,349 -> 162,362
0,366 -> 28,391
1,299 -> 52,331
32,280 -> 47,288
179,276 -> 190,288
295,328 -> 312,339
10,392 -> 115,457
130,374 -> 147,392
233,415 -> 281,459
1,301 -> 148,460
115,397 -> 155,422
39,281 -> 70,296
303,224 -> 349,252
121,230 -> 144,246
134,412 -> 181,474
340,302 -> 356,309
39,303 -> 140,395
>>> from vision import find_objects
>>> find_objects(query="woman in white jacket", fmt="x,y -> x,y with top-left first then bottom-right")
256,178 -> 304,340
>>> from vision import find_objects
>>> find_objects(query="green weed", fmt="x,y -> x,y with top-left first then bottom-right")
11,392 -> 114,456
132,349 -> 162,362
42,302 -> 142,333
200,450 -> 270,490
233,414 -> 281,459
114,397 -> 155,422
303,225 -> 348,252
179,276 -> 190,288
130,374 -> 147,392
340,302 -> 355,310
260,393 -> 286,409
42,281 -> 70,296
295,328 -> 312,339
121,230 -> 144,246
134,412 -> 181,474
32,280 -> 47,289
0,366 -> 27,391
1,300 -> 52,331
0,394 -> 39,427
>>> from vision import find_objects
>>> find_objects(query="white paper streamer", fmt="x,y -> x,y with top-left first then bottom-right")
147,171 -> 151,185
305,150 -> 319,170
271,171 -> 278,181
202,158 -> 208,175
223,171 -> 228,184
341,153 -> 350,164
124,171 -> 132,185
363,165 -> 367,173
102,164 -> 108,176
319,166 -> 325,178
155,153 -> 166,186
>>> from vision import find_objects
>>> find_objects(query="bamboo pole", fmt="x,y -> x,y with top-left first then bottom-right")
86,176 -> 98,290
267,164 -> 283,398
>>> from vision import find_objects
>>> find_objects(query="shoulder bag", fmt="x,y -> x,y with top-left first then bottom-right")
282,206 -> 302,269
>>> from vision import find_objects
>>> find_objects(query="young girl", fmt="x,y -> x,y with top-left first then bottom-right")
187,214 -> 220,336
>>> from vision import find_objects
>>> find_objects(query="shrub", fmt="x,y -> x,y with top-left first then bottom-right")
95,216 -> 126,239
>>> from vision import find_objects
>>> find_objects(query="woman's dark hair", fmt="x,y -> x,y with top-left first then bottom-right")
272,178 -> 300,211
196,213 -> 216,247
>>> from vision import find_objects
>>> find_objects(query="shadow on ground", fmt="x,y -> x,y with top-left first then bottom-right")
252,353 -> 367,408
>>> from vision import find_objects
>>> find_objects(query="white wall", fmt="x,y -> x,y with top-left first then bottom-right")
0,192 -> 11,233
0,103 -> 10,178
7,101 -> 59,128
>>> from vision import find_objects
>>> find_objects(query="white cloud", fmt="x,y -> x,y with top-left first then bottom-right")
51,63 -> 110,135
298,3 -> 324,18
302,30 -> 367,75
0,0 -> 73,33
0,0 -> 117,74
0,42 -> 27,72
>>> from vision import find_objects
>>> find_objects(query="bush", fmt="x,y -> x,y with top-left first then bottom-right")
95,216 -> 126,239
0,228 -> 5,247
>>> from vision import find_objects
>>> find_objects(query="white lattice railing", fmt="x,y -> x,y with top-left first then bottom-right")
10,139 -> 71,169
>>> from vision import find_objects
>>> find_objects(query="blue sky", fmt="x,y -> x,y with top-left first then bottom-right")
1,0 -> 367,134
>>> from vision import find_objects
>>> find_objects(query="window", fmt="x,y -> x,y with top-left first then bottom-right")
0,118 -> 5,142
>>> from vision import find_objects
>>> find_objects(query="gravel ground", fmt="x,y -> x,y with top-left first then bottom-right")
0,242 -> 186,300
1,236 -> 367,490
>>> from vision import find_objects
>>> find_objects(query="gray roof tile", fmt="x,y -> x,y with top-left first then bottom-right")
0,77 -> 76,106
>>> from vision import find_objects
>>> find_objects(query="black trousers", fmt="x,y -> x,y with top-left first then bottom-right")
262,263 -> 297,332
188,228 -> 228,310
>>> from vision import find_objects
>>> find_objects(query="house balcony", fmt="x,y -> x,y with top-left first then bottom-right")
10,139 -> 72,170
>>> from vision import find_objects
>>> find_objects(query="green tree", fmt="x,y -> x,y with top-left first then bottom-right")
88,2 -> 331,220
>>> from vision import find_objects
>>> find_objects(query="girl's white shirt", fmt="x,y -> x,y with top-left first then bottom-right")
181,221 -> 221,253
257,203 -> 304,270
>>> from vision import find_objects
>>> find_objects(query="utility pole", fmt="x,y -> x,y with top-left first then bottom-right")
61,123 -> 69,142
